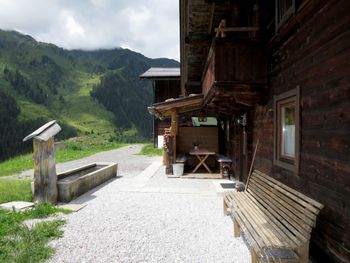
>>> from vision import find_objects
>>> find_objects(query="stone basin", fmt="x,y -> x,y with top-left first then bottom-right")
57,162 -> 117,203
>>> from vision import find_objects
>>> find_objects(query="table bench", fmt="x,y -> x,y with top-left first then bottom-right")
215,154 -> 232,177
223,170 -> 324,263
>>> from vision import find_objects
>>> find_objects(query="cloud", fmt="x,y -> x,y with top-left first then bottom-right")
0,0 -> 179,60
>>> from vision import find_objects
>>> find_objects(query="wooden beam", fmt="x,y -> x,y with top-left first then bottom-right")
208,2 -> 215,33
215,19 -> 227,38
171,111 -> 178,161
215,26 -> 260,38
33,137 -> 57,204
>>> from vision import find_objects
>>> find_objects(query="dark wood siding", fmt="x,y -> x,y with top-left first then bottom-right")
250,0 -> 350,261
155,80 -> 181,103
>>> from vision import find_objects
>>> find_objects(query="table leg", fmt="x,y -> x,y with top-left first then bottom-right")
192,154 -> 212,173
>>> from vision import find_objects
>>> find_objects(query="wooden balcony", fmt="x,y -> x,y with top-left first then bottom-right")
202,39 -> 267,115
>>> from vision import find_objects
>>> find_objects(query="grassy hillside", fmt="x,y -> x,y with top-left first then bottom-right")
0,29 -> 179,160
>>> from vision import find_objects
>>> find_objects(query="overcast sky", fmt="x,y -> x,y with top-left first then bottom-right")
0,0 -> 180,60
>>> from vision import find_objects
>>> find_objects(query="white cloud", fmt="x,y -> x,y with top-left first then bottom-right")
0,0 -> 179,60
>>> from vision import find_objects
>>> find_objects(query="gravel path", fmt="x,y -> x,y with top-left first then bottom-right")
16,144 -> 156,179
43,147 -> 250,263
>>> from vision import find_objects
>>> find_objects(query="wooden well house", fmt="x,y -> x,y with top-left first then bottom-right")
140,68 -> 181,148
177,0 -> 350,261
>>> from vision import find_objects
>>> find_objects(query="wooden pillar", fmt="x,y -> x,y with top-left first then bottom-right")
33,137 -> 58,204
171,111 -> 178,161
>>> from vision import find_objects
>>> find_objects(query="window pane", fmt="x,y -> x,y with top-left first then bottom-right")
281,104 -> 295,158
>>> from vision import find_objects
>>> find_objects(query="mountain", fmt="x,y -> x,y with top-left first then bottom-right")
0,29 -> 179,160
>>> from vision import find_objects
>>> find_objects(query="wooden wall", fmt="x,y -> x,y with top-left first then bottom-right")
177,127 -> 218,154
155,80 -> 181,102
248,0 -> 350,261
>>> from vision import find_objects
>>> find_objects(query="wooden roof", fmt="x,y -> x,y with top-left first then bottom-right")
148,94 -> 203,119
140,67 -> 180,80
23,120 -> 61,142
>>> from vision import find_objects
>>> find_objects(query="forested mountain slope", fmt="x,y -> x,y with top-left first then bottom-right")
0,29 -> 179,160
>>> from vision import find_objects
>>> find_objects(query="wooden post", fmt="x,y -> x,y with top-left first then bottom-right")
251,249 -> 259,263
233,217 -> 240,237
33,137 -> 58,203
297,242 -> 310,263
171,111 -> 178,161
223,199 -> 228,215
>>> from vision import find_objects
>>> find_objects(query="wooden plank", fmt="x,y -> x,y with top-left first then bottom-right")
252,171 -> 321,215
244,192 -> 301,248
249,176 -> 316,227
254,170 -> 324,210
251,174 -> 317,224
234,194 -> 283,247
247,188 -> 310,243
215,26 -> 260,33
234,193 -> 294,248
33,138 -> 58,204
177,127 -> 219,154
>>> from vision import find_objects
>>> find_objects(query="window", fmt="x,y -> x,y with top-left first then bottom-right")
274,87 -> 300,172
191,117 -> 217,127
275,0 -> 295,31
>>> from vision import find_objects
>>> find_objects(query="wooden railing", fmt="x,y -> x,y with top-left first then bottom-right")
202,38 -> 267,97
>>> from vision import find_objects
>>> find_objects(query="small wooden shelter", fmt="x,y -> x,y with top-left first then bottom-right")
23,120 -> 61,204
140,68 -> 181,147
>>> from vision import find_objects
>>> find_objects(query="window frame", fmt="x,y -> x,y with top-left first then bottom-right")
273,87 -> 300,173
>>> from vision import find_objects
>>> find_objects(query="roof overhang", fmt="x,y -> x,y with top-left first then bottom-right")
140,67 -> 180,80
148,94 -> 204,119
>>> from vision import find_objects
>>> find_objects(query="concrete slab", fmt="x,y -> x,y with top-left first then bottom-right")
140,187 -> 161,193
0,201 -> 34,211
130,161 -> 162,187
57,203 -> 87,212
212,179 -> 237,196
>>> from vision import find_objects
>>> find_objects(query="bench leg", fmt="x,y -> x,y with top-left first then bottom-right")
297,242 -> 309,263
251,249 -> 259,263
223,200 -> 228,216
233,217 -> 240,237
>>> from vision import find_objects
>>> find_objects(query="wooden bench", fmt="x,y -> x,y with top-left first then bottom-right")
215,154 -> 232,177
223,170 -> 324,263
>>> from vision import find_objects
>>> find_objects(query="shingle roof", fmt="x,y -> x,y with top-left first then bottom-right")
140,67 -> 180,79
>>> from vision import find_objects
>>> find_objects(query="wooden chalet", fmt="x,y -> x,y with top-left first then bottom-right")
140,68 -> 181,147
176,0 -> 350,262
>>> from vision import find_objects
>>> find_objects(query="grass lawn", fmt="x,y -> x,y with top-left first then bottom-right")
0,137 -> 126,177
0,203 -> 70,263
0,179 -> 32,204
138,144 -> 163,156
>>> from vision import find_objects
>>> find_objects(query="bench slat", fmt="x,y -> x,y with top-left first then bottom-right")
233,193 -> 299,248
248,188 -> 310,243
215,154 -> 232,162
248,178 -> 314,235
250,174 -> 317,227
254,170 -> 324,210
234,193 -> 288,248
251,174 -> 317,222
249,172 -> 321,216
244,193 -> 301,247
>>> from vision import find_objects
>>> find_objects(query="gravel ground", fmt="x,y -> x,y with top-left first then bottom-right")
16,144 -> 156,179
38,146 -> 251,263
46,167 -> 250,262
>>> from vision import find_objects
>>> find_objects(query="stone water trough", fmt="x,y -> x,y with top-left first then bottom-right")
57,162 -> 118,203
24,120 -> 118,204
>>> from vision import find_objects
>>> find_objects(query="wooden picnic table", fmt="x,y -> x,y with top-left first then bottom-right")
189,148 -> 215,173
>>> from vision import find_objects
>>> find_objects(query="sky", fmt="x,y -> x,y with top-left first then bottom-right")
0,0 -> 180,60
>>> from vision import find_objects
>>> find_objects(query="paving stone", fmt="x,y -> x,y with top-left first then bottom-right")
0,201 -> 34,211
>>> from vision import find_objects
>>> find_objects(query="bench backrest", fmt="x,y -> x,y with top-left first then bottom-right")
247,170 -> 324,244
